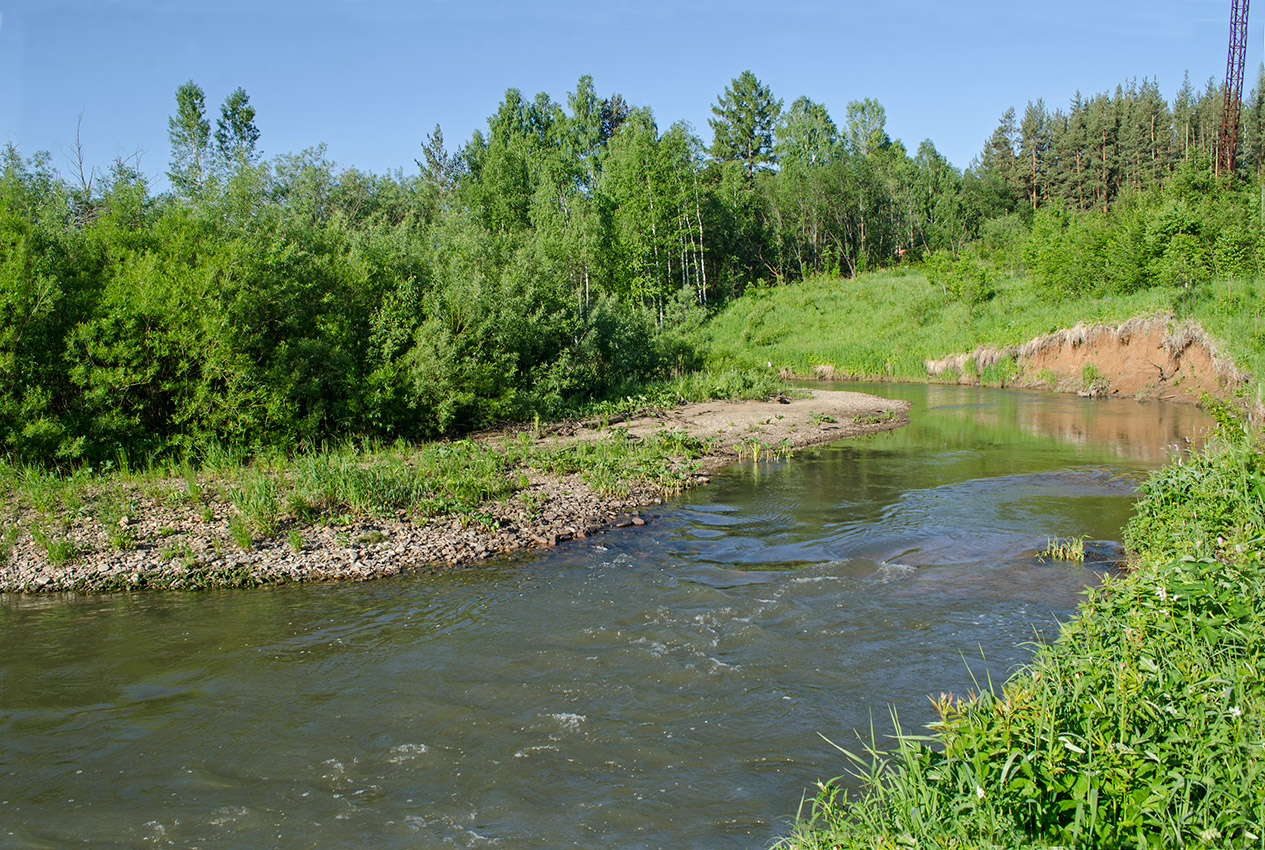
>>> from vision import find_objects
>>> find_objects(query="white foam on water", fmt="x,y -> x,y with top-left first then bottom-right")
387,743 -> 429,763
789,574 -> 846,585
548,712 -> 586,731
513,745 -> 559,758
874,561 -> 916,582
207,806 -> 249,827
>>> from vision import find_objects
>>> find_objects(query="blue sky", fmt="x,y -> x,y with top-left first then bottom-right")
0,0 -> 1254,187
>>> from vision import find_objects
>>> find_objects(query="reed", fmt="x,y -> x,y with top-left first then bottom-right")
1038,535 -> 1086,563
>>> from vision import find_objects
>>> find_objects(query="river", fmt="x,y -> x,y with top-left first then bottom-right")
0,384 -> 1211,849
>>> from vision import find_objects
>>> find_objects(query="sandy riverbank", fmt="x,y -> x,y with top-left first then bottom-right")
1,389 -> 908,594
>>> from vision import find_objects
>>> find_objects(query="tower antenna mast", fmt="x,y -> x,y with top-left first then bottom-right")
1218,0 -> 1251,176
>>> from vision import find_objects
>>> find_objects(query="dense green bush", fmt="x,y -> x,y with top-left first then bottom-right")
0,145 -> 692,467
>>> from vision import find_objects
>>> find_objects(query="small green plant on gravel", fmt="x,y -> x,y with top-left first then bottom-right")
518,489 -> 546,519
107,524 -> 135,552
355,530 -> 387,545
31,526 -> 77,564
228,514 -> 254,550
853,409 -> 896,426
228,467 -> 281,536
736,437 -> 793,463
288,528 -> 304,552
459,511 -> 501,531
94,497 -> 137,551
0,527 -> 17,562
809,412 -> 837,426
1038,534 -> 1086,562
159,541 -> 196,568
738,438 -> 764,463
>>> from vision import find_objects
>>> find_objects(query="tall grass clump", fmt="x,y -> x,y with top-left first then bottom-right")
287,440 -> 515,520
782,420 -> 1265,849
533,430 -> 708,497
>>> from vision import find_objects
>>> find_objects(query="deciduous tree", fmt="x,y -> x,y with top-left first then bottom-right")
167,80 -> 210,197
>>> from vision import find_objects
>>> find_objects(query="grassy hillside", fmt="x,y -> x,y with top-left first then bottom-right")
698,270 -> 1265,394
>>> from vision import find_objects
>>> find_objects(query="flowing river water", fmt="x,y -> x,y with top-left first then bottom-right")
1,384 -> 1212,849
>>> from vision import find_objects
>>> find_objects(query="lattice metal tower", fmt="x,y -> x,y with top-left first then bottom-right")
1218,0 -> 1252,176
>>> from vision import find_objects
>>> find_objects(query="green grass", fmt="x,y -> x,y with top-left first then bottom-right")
1184,276 -> 1265,408
780,423 -> 1265,849
698,269 -> 1174,380
574,368 -> 792,423
0,421 -> 725,573
30,526 -> 77,564
530,429 -> 710,497
698,269 -> 1265,405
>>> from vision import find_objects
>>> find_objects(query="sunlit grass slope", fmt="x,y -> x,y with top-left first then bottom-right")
698,270 -> 1265,385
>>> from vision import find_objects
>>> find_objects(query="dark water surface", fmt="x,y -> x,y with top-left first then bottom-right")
0,385 -> 1211,849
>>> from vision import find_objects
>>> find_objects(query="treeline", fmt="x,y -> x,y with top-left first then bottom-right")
975,71 -> 1265,214
3,68 -> 1265,466
1,79 -> 697,466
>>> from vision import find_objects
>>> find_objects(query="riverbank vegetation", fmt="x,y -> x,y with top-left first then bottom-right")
0,366 -> 788,579
7,68 -> 1265,469
0,426 -> 712,590
780,410 -> 1265,848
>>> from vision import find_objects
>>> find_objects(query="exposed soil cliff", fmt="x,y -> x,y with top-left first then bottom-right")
923,316 -> 1247,405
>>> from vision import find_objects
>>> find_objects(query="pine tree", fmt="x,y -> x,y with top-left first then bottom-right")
1052,93 -> 1091,210
1244,64 -> 1265,175
709,70 -> 782,178
1173,73 -> 1196,160
976,107 -> 1019,207
1018,99 -> 1052,208
1084,93 -> 1119,211
1137,78 -> 1175,186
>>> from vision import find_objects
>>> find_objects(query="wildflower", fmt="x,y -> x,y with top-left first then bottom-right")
1156,586 -> 1168,602
976,785 -> 985,800
1230,706 -> 1243,718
